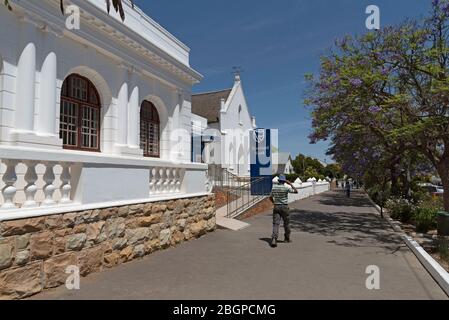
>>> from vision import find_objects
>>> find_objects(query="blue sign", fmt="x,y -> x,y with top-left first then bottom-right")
250,129 -> 273,195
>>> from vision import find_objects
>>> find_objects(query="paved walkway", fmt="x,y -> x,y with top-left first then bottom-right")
33,190 -> 447,300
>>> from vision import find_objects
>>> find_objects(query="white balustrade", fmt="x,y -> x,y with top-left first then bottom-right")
1,160 -> 18,209
60,162 -> 72,204
149,166 -> 184,196
23,161 -> 38,208
149,168 -> 157,194
175,168 -> 182,192
42,162 -> 56,206
156,168 -> 164,194
0,160 -> 74,210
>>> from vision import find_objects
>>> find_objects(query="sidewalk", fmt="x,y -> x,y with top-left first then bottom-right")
32,190 -> 448,300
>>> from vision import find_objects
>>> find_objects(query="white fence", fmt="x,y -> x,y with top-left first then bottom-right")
272,177 -> 331,203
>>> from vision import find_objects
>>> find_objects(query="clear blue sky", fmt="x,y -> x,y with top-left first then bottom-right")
134,0 -> 430,163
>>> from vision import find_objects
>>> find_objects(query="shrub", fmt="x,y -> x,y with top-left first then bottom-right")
285,174 -> 300,182
368,186 -> 391,207
385,197 -> 414,223
412,207 -> 438,233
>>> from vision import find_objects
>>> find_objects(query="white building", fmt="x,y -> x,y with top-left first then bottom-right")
0,0 -> 215,210
273,152 -> 295,175
192,74 -> 257,177
0,0 -> 217,299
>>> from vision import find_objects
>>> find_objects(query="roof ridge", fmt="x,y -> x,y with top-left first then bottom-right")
192,88 -> 232,96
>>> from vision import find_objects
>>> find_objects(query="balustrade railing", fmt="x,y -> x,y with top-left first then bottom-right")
149,167 -> 184,196
0,160 -> 73,210
0,160 -> 200,212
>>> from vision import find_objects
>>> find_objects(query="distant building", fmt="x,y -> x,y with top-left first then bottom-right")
192,74 -> 257,177
273,152 -> 295,175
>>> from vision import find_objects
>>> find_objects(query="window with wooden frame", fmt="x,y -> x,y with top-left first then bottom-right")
140,100 -> 160,158
60,74 -> 101,152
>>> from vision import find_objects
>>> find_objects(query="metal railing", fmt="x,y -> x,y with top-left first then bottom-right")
208,164 -> 248,191
208,164 -> 271,219
226,177 -> 270,219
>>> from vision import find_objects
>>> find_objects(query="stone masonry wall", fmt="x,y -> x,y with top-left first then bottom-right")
0,194 -> 216,299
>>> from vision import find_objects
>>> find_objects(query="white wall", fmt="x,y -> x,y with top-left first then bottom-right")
288,182 -> 330,203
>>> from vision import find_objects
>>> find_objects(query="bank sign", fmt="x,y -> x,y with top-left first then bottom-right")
250,129 -> 273,195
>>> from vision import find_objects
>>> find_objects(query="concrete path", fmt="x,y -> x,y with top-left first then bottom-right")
33,190 -> 448,300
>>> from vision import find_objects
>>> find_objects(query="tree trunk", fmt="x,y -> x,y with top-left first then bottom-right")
390,165 -> 400,196
437,159 -> 449,212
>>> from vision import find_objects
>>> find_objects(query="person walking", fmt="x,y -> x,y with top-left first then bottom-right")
345,180 -> 351,198
269,175 -> 298,248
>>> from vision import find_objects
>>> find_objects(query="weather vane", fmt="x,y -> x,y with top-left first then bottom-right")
232,66 -> 244,79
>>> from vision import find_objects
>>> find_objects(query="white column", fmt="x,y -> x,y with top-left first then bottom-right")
16,43 -> 36,132
117,82 -> 128,146
38,52 -> 57,135
128,86 -> 139,148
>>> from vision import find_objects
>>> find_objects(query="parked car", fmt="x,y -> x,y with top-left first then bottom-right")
419,184 -> 444,198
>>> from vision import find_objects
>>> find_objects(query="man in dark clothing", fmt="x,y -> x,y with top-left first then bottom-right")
345,181 -> 351,198
269,175 -> 298,248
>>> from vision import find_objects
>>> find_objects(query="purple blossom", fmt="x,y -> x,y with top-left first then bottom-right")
369,105 -> 382,113
442,2 -> 449,13
380,67 -> 390,76
349,78 -> 363,87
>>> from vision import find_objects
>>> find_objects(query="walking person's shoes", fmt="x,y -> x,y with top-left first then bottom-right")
284,236 -> 292,243
270,238 -> 278,248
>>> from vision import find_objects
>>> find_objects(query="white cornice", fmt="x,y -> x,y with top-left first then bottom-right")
10,0 -> 202,86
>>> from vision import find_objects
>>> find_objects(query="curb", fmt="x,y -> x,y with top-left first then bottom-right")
366,193 -> 449,297
403,235 -> 449,296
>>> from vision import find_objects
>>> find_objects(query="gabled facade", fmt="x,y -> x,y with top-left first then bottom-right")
192,75 -> 257,177
273,152 -> 295,175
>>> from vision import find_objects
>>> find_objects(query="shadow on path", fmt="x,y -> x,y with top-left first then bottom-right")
288,191 -> 404,251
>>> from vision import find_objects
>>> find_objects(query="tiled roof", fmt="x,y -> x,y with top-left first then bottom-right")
191,89 -> 232,123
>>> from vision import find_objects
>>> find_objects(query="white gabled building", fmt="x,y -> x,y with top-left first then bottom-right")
191,74 -> 257,177
273,152 -> 295,175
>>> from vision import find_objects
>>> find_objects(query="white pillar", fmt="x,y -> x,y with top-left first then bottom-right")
128,86 -> 139,148
117,82 -> 128,146
16,43 -> 36,132
38,52 -> 57,135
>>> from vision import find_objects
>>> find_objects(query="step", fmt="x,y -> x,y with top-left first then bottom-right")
216,216 -> 250,231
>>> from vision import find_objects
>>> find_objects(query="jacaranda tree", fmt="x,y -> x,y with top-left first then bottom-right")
306,0 -> 449,210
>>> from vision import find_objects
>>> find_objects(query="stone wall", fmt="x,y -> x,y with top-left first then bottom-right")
0,194 -> 216,299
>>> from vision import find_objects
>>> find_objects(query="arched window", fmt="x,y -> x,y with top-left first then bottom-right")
60,74 -> 101,151
238,105 -> 242,124
140,100 -> 160,158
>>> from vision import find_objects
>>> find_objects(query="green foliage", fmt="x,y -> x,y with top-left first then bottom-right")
367,185 -> 391,207
385,198 -> 415,223
412,207 -> 438,233
285,174 -> 300,182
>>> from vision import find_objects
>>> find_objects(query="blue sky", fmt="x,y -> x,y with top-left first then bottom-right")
134,0 -> 431,163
